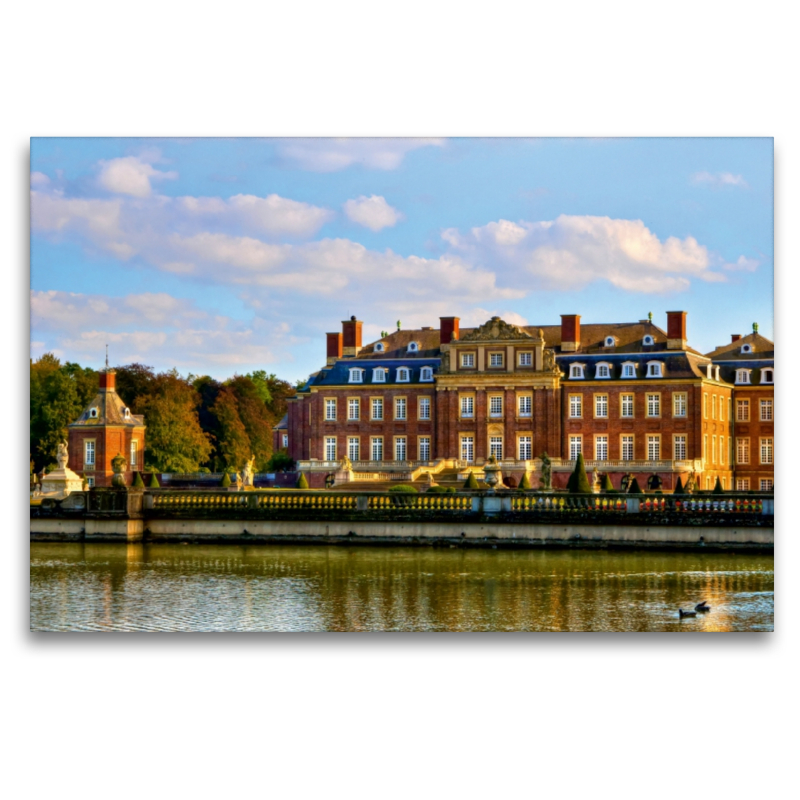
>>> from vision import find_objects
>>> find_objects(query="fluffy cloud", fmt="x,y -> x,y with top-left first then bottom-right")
343,195 -> 403,231
97,156 -> 178,197
276,138 -> 444,172
691,171 -> 748,188
724,255 -> 760,272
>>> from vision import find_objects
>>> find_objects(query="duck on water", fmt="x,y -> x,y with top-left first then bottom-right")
679,602 -> 712,618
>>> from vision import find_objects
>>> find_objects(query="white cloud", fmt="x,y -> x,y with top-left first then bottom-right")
691,171 -> 748,188
30,171 -> 50,187
724,255 -> 760,272
343,195 -> 403,231
276,138 -> 445,172
97,155 -> 178,197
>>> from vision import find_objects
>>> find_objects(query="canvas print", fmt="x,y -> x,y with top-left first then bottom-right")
29,137 -> 774,631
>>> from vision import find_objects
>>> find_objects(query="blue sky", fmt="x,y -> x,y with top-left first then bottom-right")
30,137 -> 773,382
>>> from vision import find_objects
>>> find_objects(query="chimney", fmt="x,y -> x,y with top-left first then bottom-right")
342,316 -> 363,357
326,332 -> 343,366
731,334 -> 741,343
98,368 -> 116,391
439,316 -> 460,345
666,310 -> 687,350
560,314 -> 581,352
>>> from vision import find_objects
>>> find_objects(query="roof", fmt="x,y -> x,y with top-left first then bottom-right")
69,384 -> 145,428
307,358 -> 440,388
705,331 -> 774,361
560,351 -> 716,382
273,413 -> 288,430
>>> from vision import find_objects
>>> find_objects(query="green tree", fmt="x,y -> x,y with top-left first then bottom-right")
114,363 -> 155,408
209,387 -> 251,472
601,473 -> 615,493
267,451 -> 295,472
569,453 -> 592,494
227,376 -> 274,470
628,477 -> 643,494
221,471 -> 231,488
297,472 -> 309,489
464,472 -> 479,490
33,367 -> 83,470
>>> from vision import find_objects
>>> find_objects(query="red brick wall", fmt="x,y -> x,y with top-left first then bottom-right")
732,385 -> 774,489
68,426 -> 145,487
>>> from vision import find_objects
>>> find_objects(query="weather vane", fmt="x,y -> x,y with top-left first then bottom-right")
105,344 -> 109,370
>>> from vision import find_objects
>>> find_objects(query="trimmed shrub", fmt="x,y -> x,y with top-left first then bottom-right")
713,477 -> 724,494
600,473 -> 615,493
426,486 -> 455,494
504,475 -> 518,489
464,472 -> 479,490
149,472 -> 160,489
519,472 -> 532,491
628,477 -> 643,494
296,472 -> 309,490
221,471 -> 232,488
388,484 -> 418,494
673,477 -> 685,495
132,472 -> 145,489
570,453 -> 592,494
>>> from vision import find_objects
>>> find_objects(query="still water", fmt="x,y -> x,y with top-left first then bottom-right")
30,543 -> 774,632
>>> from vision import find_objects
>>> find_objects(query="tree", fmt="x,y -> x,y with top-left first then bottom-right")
133,472 -> 145,488
31,364 -> 83,471
519,472 -> 532,491
713,477 -> 724,494
209,387 -> 251,472
221,471 -> 231,488
569,453 -> 592,493
628,477 -> 643,494
267,451 -> 295,473
297,472 -> 309,489
464,472 -> 479,490
114,363 -> 155,408
227,376 -> 274,470
601,473 -> 615,493
673,477 -> 685,495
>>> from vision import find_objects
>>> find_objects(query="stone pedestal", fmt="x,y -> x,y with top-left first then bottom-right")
333,468 -> 354,485
40,467 -> 84,499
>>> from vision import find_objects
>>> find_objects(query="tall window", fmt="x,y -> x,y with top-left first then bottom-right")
712,396 -> 717,419
719,436 -> 725,464
673,393 -> 687,417
461,353 -> 475,368
373,368 -> 386,383
349,368 -> 363,383
325,399 -> 336,420
647,394 -> 660,417
395,398 -> 407,420
760,438 -> 773,464
348,398 -> 360,420
461,436 -> 474,462
371,398 -> 383,420
490,396 -> 503,417
518,352 -> 532,366
518,436 -> 532,461
419,437 -> 431,461
736,438 -> 750,464
489,353 -> 503,367
518,396 -> 532,417
461,396 -> 474,418
397,368 -> 410,382
348,437 -> 360,461
647,362 -> 663,378
703,434 -> 708,461
622,363 -> 636,378
718,395 -> 725,421
736,369 -> 751,384
419,397 -> 431,420
489,437 -> 503,460
762,369 -> 774,384
86,476 -> 95,487
130,441 -> 138,468
647,436 -> 660,461
569,436 -> 582,460
712,435 -> 717,464
737,399 -> 750,422
761,399 -> 773,421
760,479 -> 774,491
325,437 -> 337,461
621,394 -> 634,418
395,437 -> 407,461
595,394 -> 608,418
569,395 -> 582,418
736,478 -> 750,491
674,435 -> 686,461
84,440 -> 95,467
703,394 -> 708,419
570,364 -> 584,379
621,435 -> 634,461
371,437 -> 383,461
282,434 -> 288,448
595,435 -> 608,461
421,367 -> 433,382
596,364 -> 610,379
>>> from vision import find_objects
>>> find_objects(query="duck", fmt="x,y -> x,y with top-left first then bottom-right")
678,608 -> 697,618
695,601 -> 711,612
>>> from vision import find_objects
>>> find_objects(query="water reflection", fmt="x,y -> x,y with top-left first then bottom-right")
30,544 -> 774,632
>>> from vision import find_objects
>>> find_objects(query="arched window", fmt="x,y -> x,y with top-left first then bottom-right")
420,367 -> 433,382
761,369 -> 774,384
646,361 -> 663,378
349,368 -> 364,383
595,362 -> 612,379
621,362 -> 637,378
569,364 -> 585,379
374,342 -> 385,353
643,335 -> 654,346
123,407 -> 131,419
89,408 -> 98,418
397,367 -> 410,382
372,368 -> 386,383
407,342 -> 419,353
736,369 -> 751,385
741,343 -> 752,354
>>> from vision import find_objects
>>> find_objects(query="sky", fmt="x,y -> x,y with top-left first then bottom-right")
30,137 -> 773,383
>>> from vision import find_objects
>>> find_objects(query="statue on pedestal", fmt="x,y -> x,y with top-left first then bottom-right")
539,452 -> 552,491
111,452 -> 128,488
242,455 -> 256,488
56,441 -> 68,470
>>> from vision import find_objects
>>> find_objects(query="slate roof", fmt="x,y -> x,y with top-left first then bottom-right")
559,351 -> 715,382
705,331 -> 774,361
306,358 -> 441,388
69,381 -> 145,428
273,413 -> 288,431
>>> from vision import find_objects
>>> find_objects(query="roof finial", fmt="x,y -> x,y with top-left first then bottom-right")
648,311 -> 653,323
105,344 -> 109,370
753,322 -> 758,333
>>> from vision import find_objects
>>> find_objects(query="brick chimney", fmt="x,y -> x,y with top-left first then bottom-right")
666,310 -> 688,350
731,334 -> 741,343
439,316 -> 460,344
326,332 -> 343,365
98,368 -> 116,391
342,316 -> 363,357
560,314 -> 580,352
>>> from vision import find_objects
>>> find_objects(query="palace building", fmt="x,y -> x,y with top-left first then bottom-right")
284,311 -> 774,491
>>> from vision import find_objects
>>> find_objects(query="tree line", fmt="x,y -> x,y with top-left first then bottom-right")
30,354 -> 297,475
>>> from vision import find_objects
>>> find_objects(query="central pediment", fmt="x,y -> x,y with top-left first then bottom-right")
459,316 -> 532,342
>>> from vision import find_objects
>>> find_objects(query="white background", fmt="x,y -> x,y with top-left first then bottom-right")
3,2 -> 795,798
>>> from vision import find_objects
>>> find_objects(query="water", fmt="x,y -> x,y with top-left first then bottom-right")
30,543 -> 774,632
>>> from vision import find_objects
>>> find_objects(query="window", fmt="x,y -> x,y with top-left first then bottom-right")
646,361 -> 663,378
569,395 -> 582,418
596,363 -> 611,379
760,479 -> 773,492
325,399 -> 337,421
407,342 -> 418,353
762,369 -> 774,384
282,434 -> 288,448
719,395 -> 724,421
736,399 -> 749,421
760,399 -> 773,421
373,368 -> 386,383
643,335 -> 654,346
348,437 -> 360,461
489,437 -> 503,460
461,436 -> 474,462
489,352 -> 503,367
595,435 -> 608,461
673,393 -> 687,417
736,369 -> 751,385
348,398 -> 360,420
736,478 -> 750,491
595,394 -> 608,418
325,437 -> 337,461
89,408 -> 98,418
703,394 -> 708,419
86,476 -> 95,487
621,394 -> 634,418
622,362 -> 636,378
395,398 -> 407,420
674,435 -> 686,461
719,436 -> 725,464
419,397 -> 431,420
130,441 -> 138,468
349,368 -> 364,383
420,367 -> 433,382
490,396 -> 503,417
371,398 -> 383,420
569,436 -> 582,460
703,434 -> 708,461
570,364 -> 584,379
605,336 -> 615,347
712,435 -> 717,464
646,394 -> 660,417
518,395 -> 532,417
741,344 -> 752,354
419,437 -> 431,461
397,367 -> 410,382
760,438 -> 773,465
84,440 -> 95,467
461,353 -> 475,368
736,438 -> 750,464
647,435 -> 660,461
374,343 -> 385,353
395,437 -> 407,461
461,396 -> 474,418
621,435 -> 634,461
518,436 -> 532,461
712,396 -> 717,420
124,407 -> 131,420
518,352 -> 532,366
371,437 -> 383,461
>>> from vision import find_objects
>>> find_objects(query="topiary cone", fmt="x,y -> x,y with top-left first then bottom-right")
571,453 -> 592,493
464,472 -> 479,490
673,476 -> 685,495
149,472 -> 160,489
519,472 -> 532,491
221,471 -> 231,488
133,472 -> 145,489
297,472 -> 309,489
628,477 -> 643,494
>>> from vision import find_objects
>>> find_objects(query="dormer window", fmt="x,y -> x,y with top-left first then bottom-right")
569,364 -> 585,379
349,368 -> 364,383
420,367 -> 433,382
373,368 -> 386,383
715,366 -> 720,381
407,342 -> 419,353
646,361 -> 663,378
741,344 -> 753,354
89,408 -> 98,418
736,369 -> 751,385
762,369 -> 774,384
397,367 -> 410,382
621,362 -> 637,378
123,407 -> 131,420
595,362 -> 612,379
604,336 -> 616,347
374,343 -> 385,353
643,335 -> 654,346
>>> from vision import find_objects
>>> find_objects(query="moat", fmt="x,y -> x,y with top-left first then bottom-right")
30,542 -> 774,632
